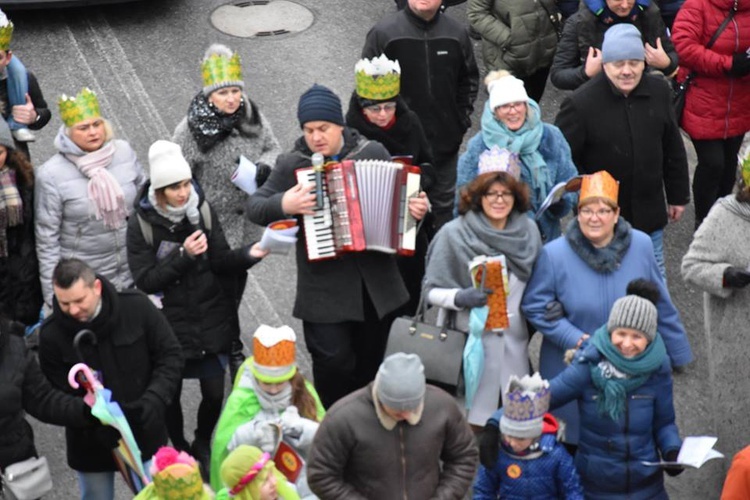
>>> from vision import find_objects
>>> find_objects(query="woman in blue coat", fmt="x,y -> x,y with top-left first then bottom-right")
455,71 -> 578,242
548,280 -> 684,499
521,171 -> 692,448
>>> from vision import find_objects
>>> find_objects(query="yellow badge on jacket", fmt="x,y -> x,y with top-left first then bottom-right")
506,464 -> 522,479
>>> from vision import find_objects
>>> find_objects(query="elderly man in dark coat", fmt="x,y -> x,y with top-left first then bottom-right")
555,23 -> 689,278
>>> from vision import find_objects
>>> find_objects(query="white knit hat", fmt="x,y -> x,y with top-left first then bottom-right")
488,75 -> 529,111
149,140 -> 192,190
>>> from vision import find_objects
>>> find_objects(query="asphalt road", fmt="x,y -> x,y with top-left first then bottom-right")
10,0 -> 742,498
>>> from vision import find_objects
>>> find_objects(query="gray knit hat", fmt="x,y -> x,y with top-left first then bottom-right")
297,84 -> 345,128
0,119 -> 14,150
376,353 -> 426,411
601,24 -> 645,64
607,293 -> 658,341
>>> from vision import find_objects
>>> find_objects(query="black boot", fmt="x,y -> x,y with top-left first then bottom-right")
229,338 -> 246,383
191,437 -> 211,482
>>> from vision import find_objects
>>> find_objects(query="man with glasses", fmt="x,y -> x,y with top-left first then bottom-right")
555,24 -> 689,277
362,0 -> 479,229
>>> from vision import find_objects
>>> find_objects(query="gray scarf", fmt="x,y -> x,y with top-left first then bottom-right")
720,195 -> 750,223
148,183 -> 200,224
424,210 -> 542,292
251,376 -> 293,412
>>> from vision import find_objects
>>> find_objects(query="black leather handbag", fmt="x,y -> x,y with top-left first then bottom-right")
385,294 -> 467,390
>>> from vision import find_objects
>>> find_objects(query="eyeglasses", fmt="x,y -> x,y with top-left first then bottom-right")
579,208 -> 614,218
497,101 -> 526,112
364,102 -> 397,114
484,191 -> 514,203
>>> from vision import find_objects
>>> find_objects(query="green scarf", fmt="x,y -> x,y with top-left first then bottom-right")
590,325 -> 666,421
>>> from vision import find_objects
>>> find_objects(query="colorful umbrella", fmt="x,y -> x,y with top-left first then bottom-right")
68,361 -> 151,493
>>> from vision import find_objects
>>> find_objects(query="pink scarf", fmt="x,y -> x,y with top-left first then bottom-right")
65,141 -> 126,229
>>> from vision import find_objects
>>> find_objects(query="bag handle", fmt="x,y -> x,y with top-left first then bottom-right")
412,288 -> 457,342
683,5 -> 736,85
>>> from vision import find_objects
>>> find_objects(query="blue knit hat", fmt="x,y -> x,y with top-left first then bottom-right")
601,24 -> 645,64
297,84 -> 344,128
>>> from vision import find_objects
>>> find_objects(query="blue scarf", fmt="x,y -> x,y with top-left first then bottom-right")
589,324 -> 666,421
480,100 -> 550,201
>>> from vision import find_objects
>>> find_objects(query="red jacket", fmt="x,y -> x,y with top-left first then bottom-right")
672,0 -> 750,140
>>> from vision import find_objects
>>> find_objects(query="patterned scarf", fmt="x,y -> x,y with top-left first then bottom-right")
57,133 -> 125,230
589,324 -> 666,421
0,166 -> 22,257
187,91 -> 246,153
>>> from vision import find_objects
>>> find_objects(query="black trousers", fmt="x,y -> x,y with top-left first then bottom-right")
303,289 -> 396,409
691,135 -> 744,229
429,150 -> 460,231
165,374 -> 225,449
520,65 -> 551,104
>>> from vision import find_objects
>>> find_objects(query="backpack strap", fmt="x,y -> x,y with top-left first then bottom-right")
200,200 -> 212,232
137,213 -> 154,247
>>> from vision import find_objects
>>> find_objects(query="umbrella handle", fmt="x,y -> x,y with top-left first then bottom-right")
68,362 -> 101,391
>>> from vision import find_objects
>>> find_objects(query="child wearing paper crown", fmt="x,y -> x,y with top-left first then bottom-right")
216,445 -> 299,500
475,373 -> 583,499
134,447 -> 214,500
210,325 -> 324,496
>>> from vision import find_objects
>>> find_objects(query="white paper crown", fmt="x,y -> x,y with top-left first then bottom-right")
478,145 -> 522,179
355,54 -> 401,76
502,373 -> 551,421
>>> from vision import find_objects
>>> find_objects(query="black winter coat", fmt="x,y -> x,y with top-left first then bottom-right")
554,72 -> 690,233
0,164 -> 42,326
246,128 -> 409,323
127,182 -> 261,359
38,277 -> 183,472
362,7 -> 479,156
550,3 -> 678,90
0,318 -> 87,470
0,72 -> 51,158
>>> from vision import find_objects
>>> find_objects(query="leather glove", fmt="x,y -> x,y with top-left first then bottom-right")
729,51 -> 750,77
663,449 -> 684,476
547,198 -> 567,216
543,300 -> 565,321
418,163 -> 436,192
454,288 -> 491,309
280,406 -> 304,439
722,267 -> 750,289
94,425 -> 122,449
255,162 -> 272,188
479,423 -> 500,469
121,398 -> 165,433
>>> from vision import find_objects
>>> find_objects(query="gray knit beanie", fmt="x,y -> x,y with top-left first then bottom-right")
297,84 -> 345,128
0,119 -> 14,150
376,353 -> 426,411
601,24 -> 645,64
607,294 -> 658,341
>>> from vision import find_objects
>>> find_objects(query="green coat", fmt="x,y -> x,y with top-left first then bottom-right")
468,0 -> 559,76
209,360 -> 325,492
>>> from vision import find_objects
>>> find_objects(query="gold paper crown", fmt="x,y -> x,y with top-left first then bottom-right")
0,20 -> 13,51
201,52 -> 243,92
58,88 -> 101,127
355,55 -> 401,100
579,170 -> 619,206
152,463 -> 207,500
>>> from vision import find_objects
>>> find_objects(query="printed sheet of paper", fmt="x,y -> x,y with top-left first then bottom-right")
469,255 -> 510,331
642,436 -> 724,468
259,219 -> 299,255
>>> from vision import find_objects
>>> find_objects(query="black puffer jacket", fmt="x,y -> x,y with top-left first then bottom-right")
127,182 -> 261,359
0,161 -> 42,326
362,7 -> 479,156
550,2 -> 678,90
0,318 -> 87,470
246,128 -> 409,323
38,277 -> 183,472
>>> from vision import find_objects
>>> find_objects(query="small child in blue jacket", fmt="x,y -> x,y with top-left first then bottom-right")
474,373 -> 583,500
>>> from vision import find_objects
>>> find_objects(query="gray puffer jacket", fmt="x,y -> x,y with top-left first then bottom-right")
468,0 -> 559,77
34,130 -> 145,305
172,95 -> 281,248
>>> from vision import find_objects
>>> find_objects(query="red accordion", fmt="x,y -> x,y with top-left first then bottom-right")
295,159 -> 421,262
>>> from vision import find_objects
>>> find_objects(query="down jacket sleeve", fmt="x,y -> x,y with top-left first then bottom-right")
550,15 -> 591,91
467,0 -> 511,48
681,203 -> 734,299
33,166 -> 63,306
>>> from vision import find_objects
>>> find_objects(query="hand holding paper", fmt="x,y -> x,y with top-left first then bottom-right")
231,155 -> 259,195
258,219 -> 299,255
642,436 -> 724,469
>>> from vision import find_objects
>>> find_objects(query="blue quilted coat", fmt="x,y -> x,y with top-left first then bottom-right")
549,342 -> 682,499
474,413 -> 583,499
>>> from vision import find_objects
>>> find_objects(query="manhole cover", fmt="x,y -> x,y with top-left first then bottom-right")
211,0 -> 314,38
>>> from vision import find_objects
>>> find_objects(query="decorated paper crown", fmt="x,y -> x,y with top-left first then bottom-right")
500,373 -> 551,439
147,447 -> 209,500
738,146 -> 750,189
578,170 -> 619,206
251,325 -> 297,383
201,48 -> 243,95
0,11 -> 13,51
58,88 -> 101,127
355,54 -> 401,101
478,145 -> 522,179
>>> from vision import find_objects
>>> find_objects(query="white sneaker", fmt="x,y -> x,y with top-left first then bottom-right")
12,128 -> 36,142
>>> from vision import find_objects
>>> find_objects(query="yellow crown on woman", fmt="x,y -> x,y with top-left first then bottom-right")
58,88 -> 101,127
355,54 -> 401,101
201,46 -> 243,94
0,10 -> 14,51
